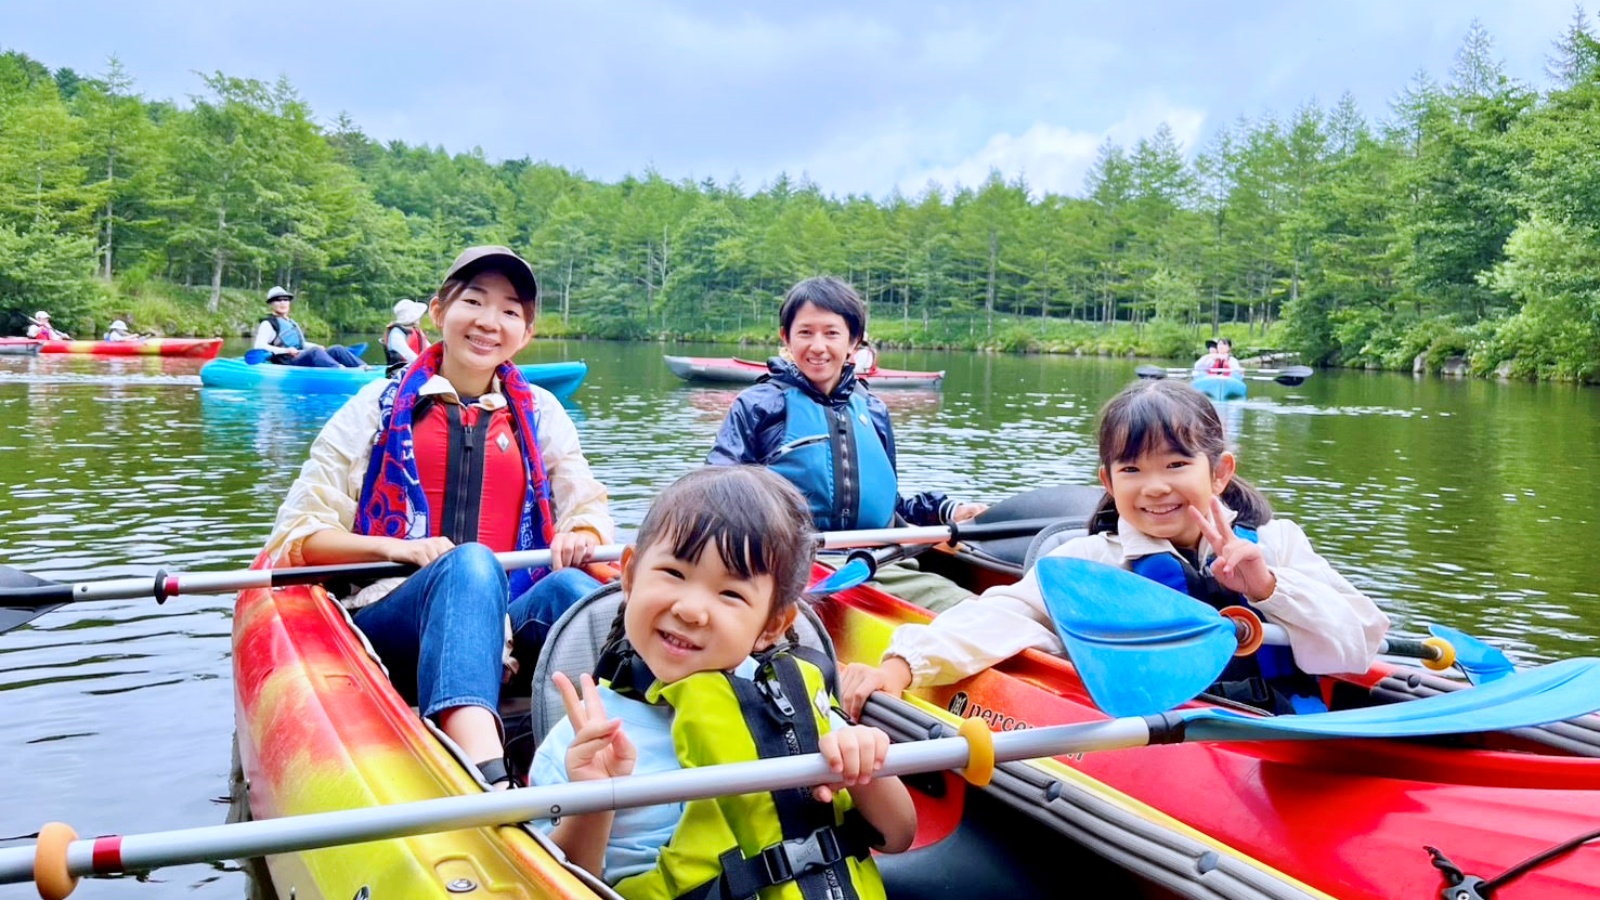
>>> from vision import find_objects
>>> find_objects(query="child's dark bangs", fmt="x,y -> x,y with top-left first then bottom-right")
660,507 -> 771,582
1106,392 -> 1207,462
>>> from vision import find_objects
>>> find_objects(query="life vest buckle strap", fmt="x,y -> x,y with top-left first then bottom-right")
760,828 -> 844,886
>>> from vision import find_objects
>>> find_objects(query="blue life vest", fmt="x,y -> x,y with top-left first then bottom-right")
765,387 -> 898,532
1127,525 -> 1327,714
262,315 -> 306,351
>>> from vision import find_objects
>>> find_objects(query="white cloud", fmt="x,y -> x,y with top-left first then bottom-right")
884,98 -> 1208,199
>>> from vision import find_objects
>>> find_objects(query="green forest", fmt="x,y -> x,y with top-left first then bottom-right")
3,18 -> 1600,379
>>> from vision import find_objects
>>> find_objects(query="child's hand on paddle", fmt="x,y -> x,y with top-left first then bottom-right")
839,659 -> 912,719
1189,496 -> 1277,602
813,724 -> 891,803
556,671 -> 636,782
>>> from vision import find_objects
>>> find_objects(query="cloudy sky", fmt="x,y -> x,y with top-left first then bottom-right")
3,1 -> 1585,198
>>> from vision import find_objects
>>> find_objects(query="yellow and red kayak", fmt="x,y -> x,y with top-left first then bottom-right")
233,573 -> 602,899
39,338 -> 223,358
233,495 -> 1600,900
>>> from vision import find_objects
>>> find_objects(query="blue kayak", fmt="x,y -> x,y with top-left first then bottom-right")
1192,375 -> 1246,401
200,358 -> 588,400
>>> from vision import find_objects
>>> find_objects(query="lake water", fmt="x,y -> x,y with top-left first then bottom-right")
1,340 -> 1596,897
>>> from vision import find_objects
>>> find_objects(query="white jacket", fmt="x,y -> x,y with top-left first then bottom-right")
883,512 -> 1390,688
264,374 -> 613,607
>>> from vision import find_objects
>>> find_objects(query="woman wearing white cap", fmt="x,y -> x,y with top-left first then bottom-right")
25,311 -> 68,341
385,298 -> 431,377
264,246 -> 613,789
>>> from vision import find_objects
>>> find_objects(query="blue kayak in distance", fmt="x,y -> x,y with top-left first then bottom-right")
1192,375 -> 1247,401
200,358 -> 589,400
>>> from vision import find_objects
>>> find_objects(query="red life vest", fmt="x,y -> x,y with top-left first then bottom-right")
1207,357 -> 1239,377
410,399 -> 527,552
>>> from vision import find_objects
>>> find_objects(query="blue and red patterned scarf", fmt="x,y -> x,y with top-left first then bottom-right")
354,341 -> 556,597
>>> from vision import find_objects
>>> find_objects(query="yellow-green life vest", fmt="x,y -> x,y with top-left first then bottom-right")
614,649 -> 887,900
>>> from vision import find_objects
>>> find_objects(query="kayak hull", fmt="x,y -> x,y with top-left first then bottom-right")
665,355 -> 944,389
819,543 -> 1600,899
0,338 -> 41,356
201,358 -> 588,400
1192,375 -> 1247,400
38,338 -> 224,358
233,572 -> 602,900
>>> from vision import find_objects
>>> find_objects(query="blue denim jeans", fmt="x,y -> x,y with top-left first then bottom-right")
351,544 -> 603,723
510,566 -> 603,653
277,345 -> 365,368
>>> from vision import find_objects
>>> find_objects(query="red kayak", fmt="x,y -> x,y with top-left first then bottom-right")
38,338 -> 224,359
665,355 -> 944,389
0,338 -> 41,356
816,487 -> 1600,900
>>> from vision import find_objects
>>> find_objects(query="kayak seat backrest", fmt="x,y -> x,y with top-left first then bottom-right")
528,581 -> 839,752
960,485 -> 1104,568
1023,519 -> 1091,572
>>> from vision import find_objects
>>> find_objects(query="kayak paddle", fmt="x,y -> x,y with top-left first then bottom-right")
1134,364 -> 1312,386
1429,622 -> 1517,685
1036,557 -> 1487,717
8,656 -> 1599,897
0,519 -> 1063,633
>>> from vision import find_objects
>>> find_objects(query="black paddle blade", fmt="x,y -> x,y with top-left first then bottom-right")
1274,365 -> 1313,386
0,603 -> 62,632
0,565 -> 66,633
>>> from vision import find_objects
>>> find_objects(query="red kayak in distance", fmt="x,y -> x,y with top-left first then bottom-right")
664,354 -> 944,389
38,338 -> 224,359
0,338 -> 42,356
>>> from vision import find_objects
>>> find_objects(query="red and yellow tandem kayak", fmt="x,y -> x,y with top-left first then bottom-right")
39,338 -> 223,358
233,536 -> 1600,900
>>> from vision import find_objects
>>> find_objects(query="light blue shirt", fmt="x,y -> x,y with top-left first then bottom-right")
532,681 -> 681,882
532,657 -> 844,884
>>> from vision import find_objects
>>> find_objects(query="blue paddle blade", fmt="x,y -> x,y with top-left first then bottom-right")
808,559 -> 872,596
1036,557 -> 1239,717
243,349 -> 271,365
347,341 -> 368,357
1177,656 -> 1600,742
1429,623 -> 1516,685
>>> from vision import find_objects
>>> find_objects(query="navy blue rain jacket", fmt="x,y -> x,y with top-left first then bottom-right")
705,358 -> 954,526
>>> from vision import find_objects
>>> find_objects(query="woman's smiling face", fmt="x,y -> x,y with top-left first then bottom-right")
430,270 -> 534,378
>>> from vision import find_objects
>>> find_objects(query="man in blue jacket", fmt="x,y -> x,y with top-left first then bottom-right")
708,276 -> 985,612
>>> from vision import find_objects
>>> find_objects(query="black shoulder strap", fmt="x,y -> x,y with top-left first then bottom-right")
593,639 -> 664,704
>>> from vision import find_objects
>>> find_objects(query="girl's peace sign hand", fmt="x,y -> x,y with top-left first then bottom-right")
1188,496 -> 1277,602
556,671 -> 637,783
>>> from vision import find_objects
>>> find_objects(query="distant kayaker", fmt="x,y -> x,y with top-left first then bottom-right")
25,311 -> 68,341
262,246 -> 614,789
840,378 -> 1390,718
384,298 -> 431,377
853,336 -> 878,374
532,466 -> 915,895
707,276 -> 987,612
1194,337 -> 1244,378
254,286 -> 366,368
103,320 -> 143,342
